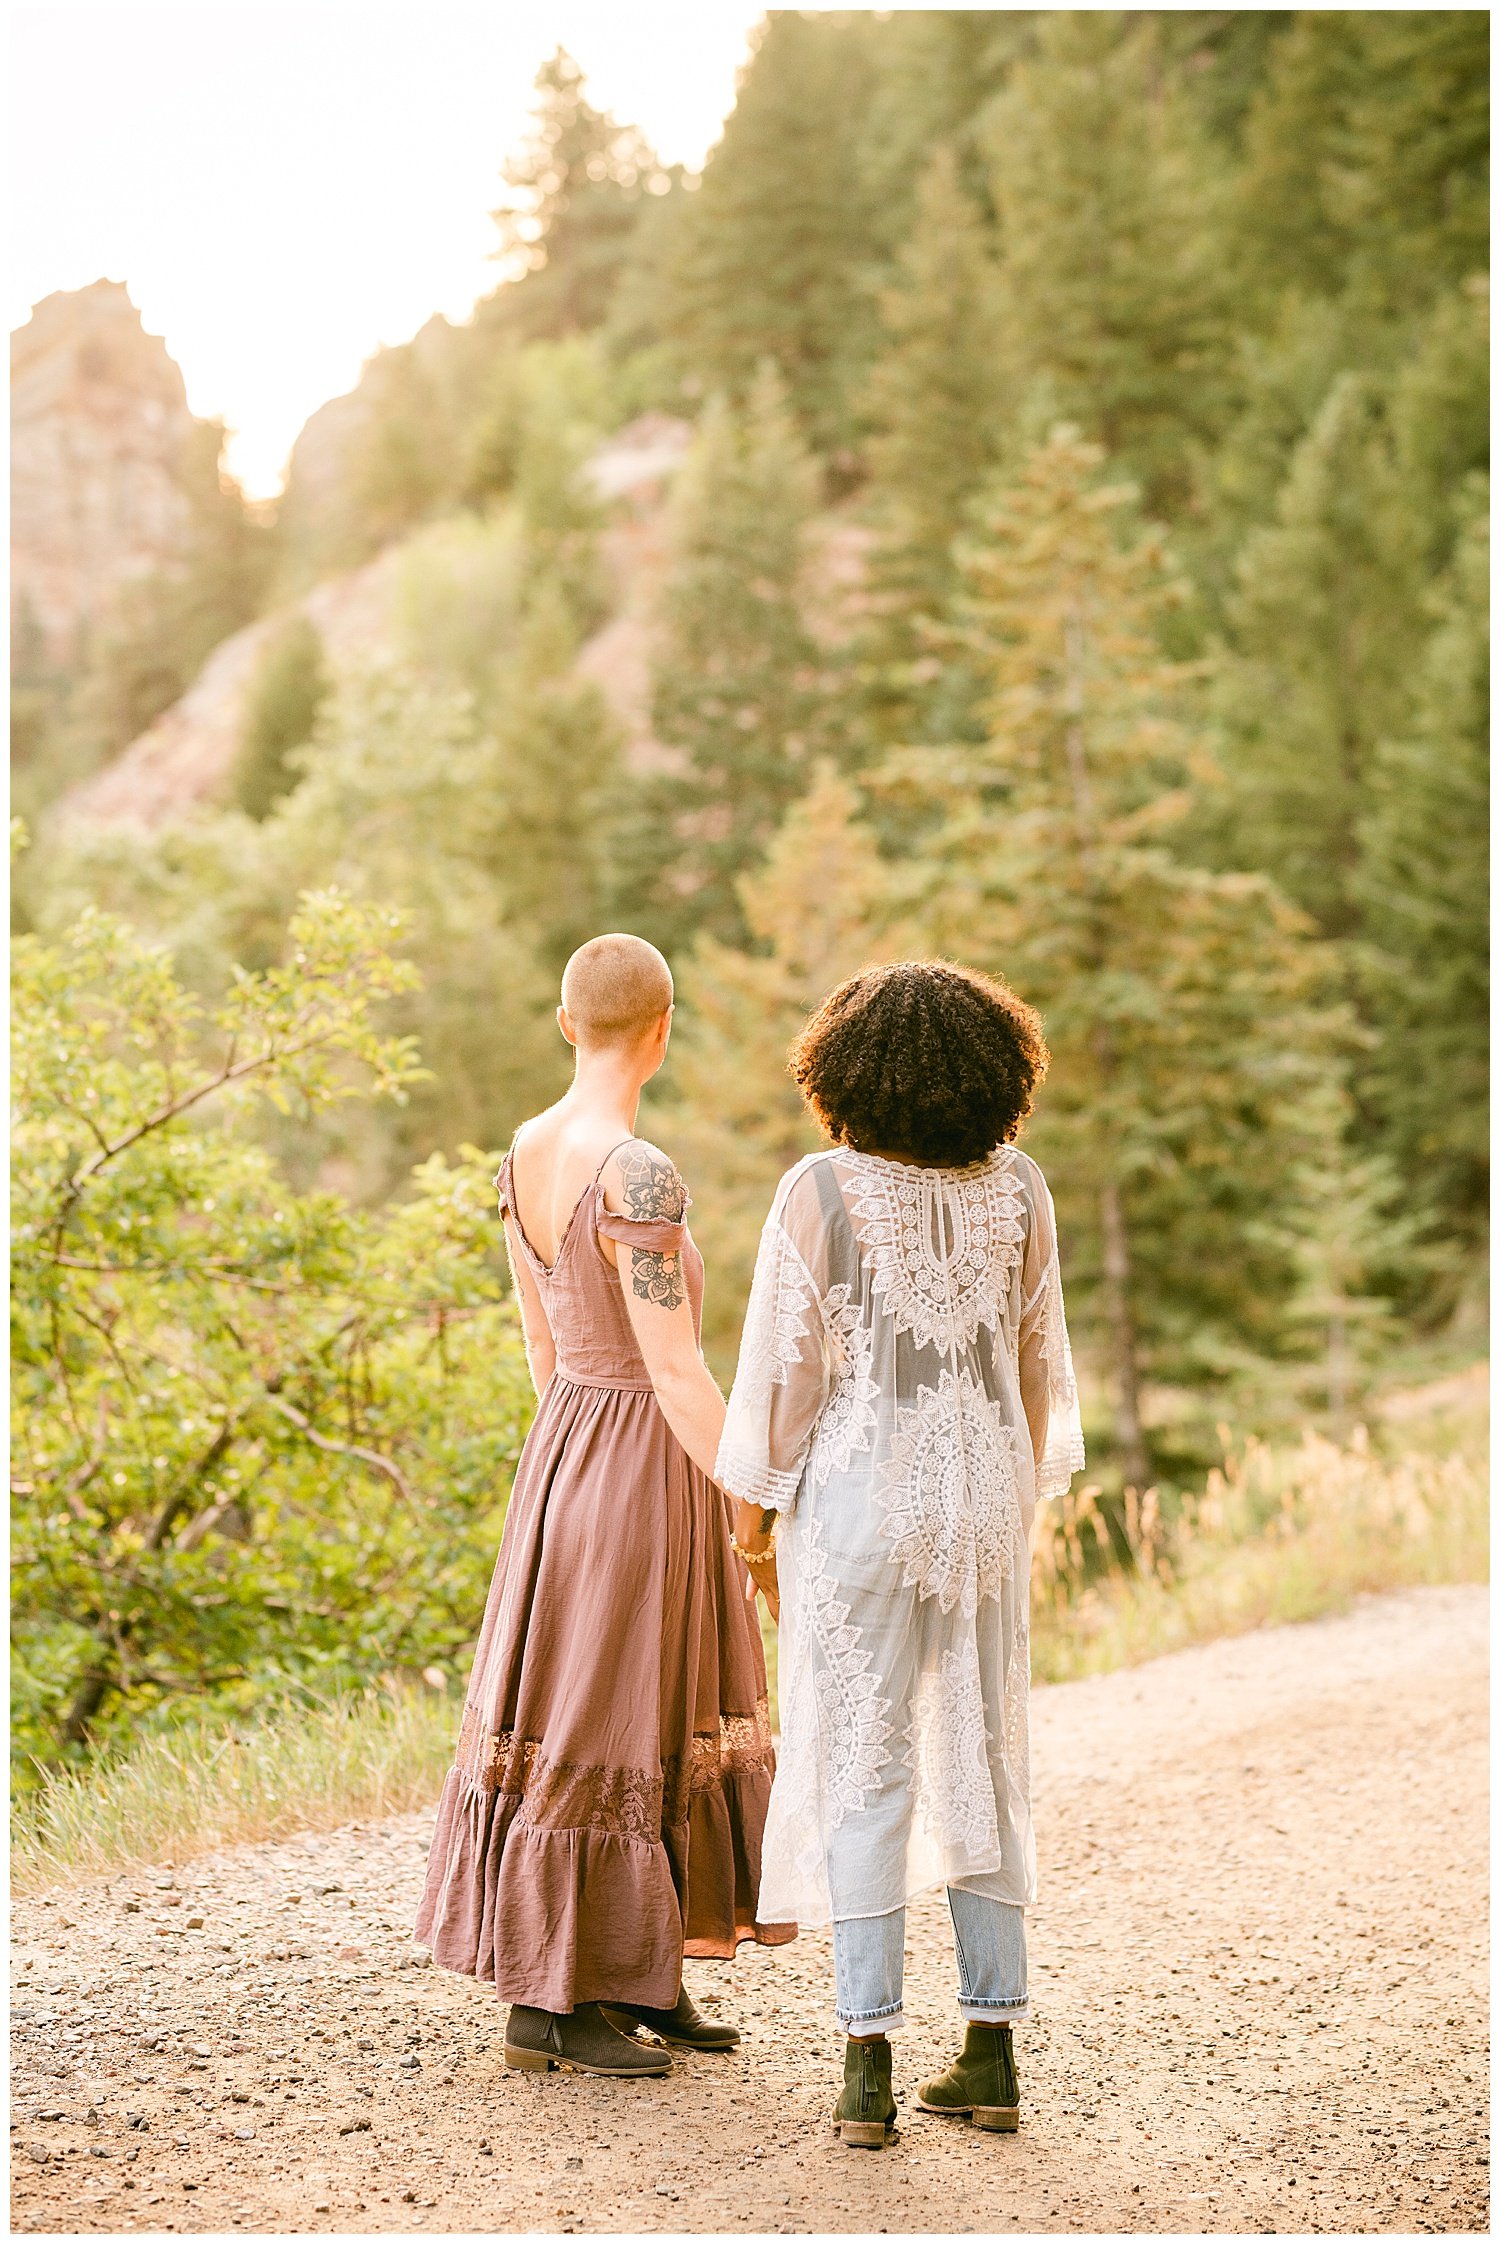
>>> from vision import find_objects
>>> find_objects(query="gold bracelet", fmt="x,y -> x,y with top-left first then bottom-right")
731,1536 -> 776,1568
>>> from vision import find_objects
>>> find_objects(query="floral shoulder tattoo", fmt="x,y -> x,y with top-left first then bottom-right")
618,1144 -> 687,1311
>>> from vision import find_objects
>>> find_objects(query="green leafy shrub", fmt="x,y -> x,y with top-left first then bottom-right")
11,885 -> 534,1777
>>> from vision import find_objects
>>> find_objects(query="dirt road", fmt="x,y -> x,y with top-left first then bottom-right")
12,1583 -> 1488,2235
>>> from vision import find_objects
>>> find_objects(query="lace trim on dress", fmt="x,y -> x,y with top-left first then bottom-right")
875,1366 -> 1022,1618
714,1219 -> 825,1511
716,1446 -> 804,1513
839,1150 -> 1025,1355
454,1701 -> 774,1837
807,1281 -> 879,1487
752,1224 -> 821,1387
907,1642 -> 999,1862
799,1516 -> 893,1827
1028,1250 -> 1088,1500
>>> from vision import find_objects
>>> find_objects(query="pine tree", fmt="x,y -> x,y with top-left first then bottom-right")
1210,373 -> 1423,938
863,142 -> 1007,611
611,365 -> 825,949
1387,279 -> 1490,572
232,615 -> 330,819
856,10 -> 1033,250
243,671 -> 564,1194
1355,489 -> 1488,1246
1233,11 -> 1488,317
659,763 -> 898,1369
483,577 -> 623,974
510,367 -> 608,635
657,11 -> 883,453
903,427 -> 1339,1486
981,13 -> 1231,517
1283,1083 -> 1415,1422
490,48 -> 664,340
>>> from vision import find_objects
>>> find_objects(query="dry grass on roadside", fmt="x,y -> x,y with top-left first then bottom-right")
1032,1369 -> 1488,1683
12,1682 -> 459,1897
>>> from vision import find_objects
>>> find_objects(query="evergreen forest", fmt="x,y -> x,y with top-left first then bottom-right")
13,11 -> 1489,1772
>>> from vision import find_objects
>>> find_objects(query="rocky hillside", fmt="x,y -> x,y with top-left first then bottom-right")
11,282 -> 222,669
58,415 -> 694,830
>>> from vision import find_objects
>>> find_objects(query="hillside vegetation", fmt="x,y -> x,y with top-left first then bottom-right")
11,15 -> 1488,1776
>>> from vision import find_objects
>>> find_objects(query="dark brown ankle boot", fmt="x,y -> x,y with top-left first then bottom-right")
602,1986 -> 740,2050
504,2001 -> 672,2077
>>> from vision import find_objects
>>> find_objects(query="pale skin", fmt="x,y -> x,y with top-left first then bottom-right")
504,997 -> 779,1621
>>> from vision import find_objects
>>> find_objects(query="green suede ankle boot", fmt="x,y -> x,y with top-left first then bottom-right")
916,2023 -> 1020,2132
834,2035 -> 897,2148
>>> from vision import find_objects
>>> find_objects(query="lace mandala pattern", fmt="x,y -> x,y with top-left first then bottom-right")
799,1515 -> 893,1827
839,1151 -> 1025,1355
807,1282 -> 879,1486
876,1367 -> 1021,1617
908,1642 -> 998,1862
716,1219 -> 824,1510
749,1223 -> 820,1387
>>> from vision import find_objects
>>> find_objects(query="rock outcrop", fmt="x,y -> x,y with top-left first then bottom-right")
11,280 -> 214,669
60,415 -> 696,831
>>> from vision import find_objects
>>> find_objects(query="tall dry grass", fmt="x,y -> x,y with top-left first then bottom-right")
1031,1372 -> 1487,1682
12,1684 -> 458,1897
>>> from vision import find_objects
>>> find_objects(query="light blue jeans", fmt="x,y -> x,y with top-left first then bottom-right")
832,1889 -> 1028,2035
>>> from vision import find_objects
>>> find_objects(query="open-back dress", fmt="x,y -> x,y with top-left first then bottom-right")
414,1140 -> 794,2014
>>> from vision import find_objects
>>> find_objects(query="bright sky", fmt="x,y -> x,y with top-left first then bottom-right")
9,2 -> 764,496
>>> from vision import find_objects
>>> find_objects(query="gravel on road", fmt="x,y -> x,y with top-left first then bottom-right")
11,1582 -> 1488,2235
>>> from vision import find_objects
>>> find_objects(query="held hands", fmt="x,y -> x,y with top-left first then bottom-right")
731,1501 -> 780,1625
733,1540 -> 780,1626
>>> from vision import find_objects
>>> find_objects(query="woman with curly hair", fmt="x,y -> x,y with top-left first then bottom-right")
716,960 -> 1085,2147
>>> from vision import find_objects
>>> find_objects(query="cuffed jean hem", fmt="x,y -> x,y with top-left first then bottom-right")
958,1999 -> 1029,2024
836,2004 -> 905,2035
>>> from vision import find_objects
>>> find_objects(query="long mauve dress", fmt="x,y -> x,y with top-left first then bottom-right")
414,1140 -> 794,2014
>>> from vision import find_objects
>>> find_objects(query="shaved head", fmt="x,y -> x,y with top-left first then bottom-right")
560,933 -> 674,1048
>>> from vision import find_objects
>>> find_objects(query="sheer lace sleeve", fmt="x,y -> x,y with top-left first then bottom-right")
716,1161 -> 834,1514
1018,1160 -> 1086,1502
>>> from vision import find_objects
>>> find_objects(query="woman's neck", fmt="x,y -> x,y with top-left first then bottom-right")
563,1045 -> 649,1135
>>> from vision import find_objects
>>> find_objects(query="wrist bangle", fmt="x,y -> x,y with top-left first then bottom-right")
731,1536 -> 776,1567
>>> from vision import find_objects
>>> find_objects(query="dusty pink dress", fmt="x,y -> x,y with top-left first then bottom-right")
414,1141 -> 793,2013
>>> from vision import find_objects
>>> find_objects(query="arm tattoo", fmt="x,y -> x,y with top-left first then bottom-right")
631,1245 -> 686,1311
615,1145 -> 688,1311
618,1144 -> 687,1223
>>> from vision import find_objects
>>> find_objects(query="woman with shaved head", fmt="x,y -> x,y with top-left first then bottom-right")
416,934 -> 792,2077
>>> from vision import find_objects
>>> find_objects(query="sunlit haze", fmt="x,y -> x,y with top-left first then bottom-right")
9,3 -> 764,496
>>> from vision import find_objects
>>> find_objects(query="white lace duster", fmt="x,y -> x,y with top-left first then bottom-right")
715,1145 -> 1085,1927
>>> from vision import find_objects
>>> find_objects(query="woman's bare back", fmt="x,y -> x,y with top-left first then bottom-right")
508,1106 -> 632,1269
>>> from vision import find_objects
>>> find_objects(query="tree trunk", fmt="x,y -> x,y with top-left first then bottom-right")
1099,1175 -> 1150,1492
1328,1310 -> 1349,1422
61,1660 -> 118,1746
1066,596 -> 1150,1491
56,1421 -> 237,1748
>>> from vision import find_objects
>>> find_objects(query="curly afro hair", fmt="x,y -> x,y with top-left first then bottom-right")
790,961 -> 1048,1167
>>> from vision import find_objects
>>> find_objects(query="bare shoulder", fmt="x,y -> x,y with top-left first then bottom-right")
602,1137 -> 688,1223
